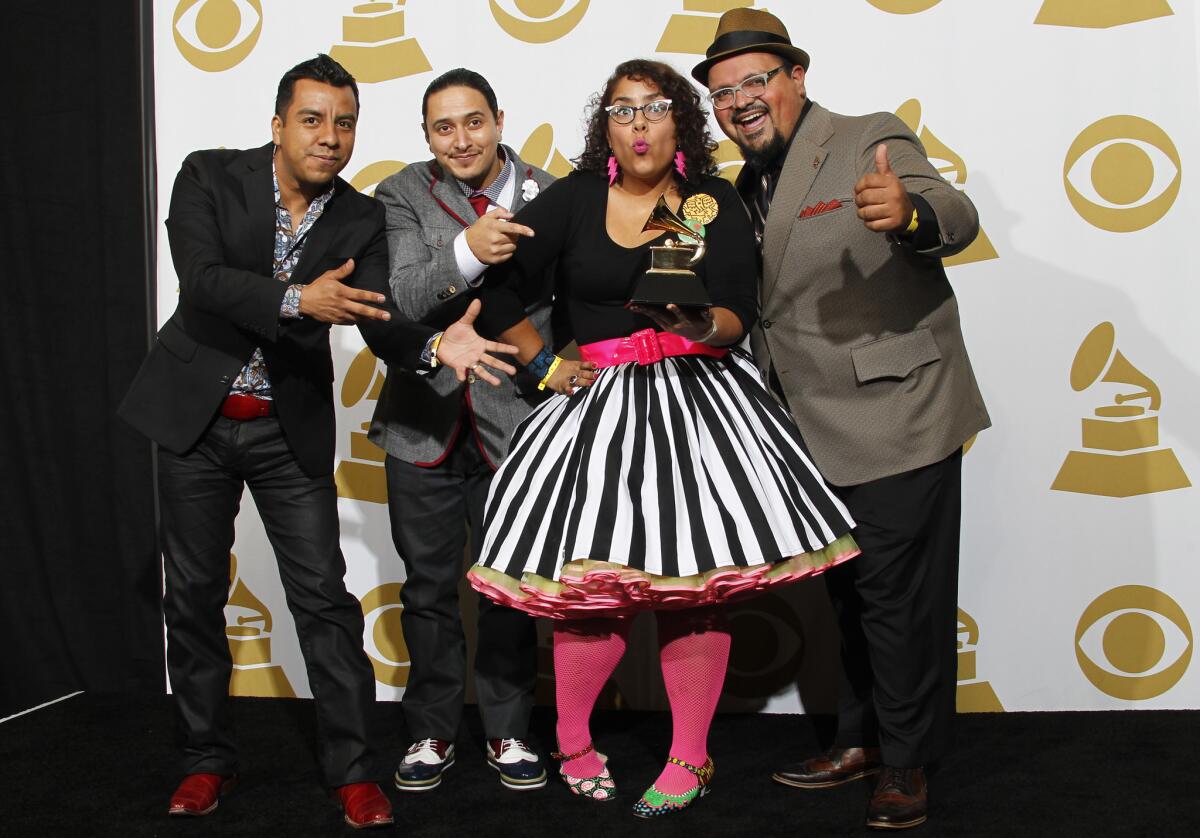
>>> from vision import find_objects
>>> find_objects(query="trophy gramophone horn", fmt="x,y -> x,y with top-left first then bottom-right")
642,195 -> 705,265
1069,322 -> 1161,410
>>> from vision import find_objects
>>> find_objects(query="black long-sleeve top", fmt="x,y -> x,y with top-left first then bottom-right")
478,170 -> 759,345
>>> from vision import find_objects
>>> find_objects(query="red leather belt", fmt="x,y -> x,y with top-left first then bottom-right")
220,394 -> 274,420
578,328 -> 727,369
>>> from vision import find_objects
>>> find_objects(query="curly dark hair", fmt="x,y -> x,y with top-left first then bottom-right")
574,59 -> 717,186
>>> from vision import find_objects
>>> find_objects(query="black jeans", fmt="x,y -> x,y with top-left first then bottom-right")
384,430 -> 537,741
158,415 -> 378,786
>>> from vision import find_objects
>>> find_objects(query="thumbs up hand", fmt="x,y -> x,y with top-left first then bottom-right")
853,143 -> 915,233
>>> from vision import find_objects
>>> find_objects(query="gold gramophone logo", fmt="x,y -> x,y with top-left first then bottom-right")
1036,0 -> 1173,28
349,160 -> 407,197
491,0 -> 590,43
519,125 -> 576,179
866,0 -> 943,13
173,0 -> 262,72
956,608 -> 1003,712
360,583 -> 411,687
225,553 -> 296,698
334,347 -> 389,504
895,99 -> 998,268
1064,116 -> 1181,233
656,1 -> 754,54
1076,585 -> 1192,700
329,2 -> 431,84
1051,322 -> 1190,497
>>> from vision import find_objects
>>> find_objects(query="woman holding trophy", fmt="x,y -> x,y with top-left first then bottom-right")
466,59 -> 857,817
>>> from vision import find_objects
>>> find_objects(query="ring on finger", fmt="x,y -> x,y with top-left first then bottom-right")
567,374 -> 579,387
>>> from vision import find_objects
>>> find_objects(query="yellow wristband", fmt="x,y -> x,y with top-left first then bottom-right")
904,208 -> 919,235
537,356 -> 563,391
429,332 -> 444,368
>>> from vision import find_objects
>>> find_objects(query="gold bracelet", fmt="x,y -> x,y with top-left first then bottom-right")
537,356 -> 563,391
429,331 -> 444,368
904,208 -> 919,235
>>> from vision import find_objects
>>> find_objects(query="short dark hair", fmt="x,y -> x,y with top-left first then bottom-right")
576,59 -> 717,185
275,54 -> 360,118
421,68 -> 499,122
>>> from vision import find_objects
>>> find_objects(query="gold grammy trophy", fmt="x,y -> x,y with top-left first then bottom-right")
225,554 -> 296,697
329,2 -> 431,84
629,195 -> 711,308
1051,322 -> 1190,497
955,609 -> 1003,712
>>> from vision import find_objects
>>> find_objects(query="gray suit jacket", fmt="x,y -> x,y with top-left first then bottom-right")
745,102 -> 991,486
368,145 -> 556,467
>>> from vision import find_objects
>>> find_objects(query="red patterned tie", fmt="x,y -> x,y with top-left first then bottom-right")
468,193 -> 490,218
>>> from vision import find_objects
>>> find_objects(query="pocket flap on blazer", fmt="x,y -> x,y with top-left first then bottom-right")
851,327 -> 941,383
156,319 -> 198,362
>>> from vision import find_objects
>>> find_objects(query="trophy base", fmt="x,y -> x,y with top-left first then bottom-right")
1050,448 -> 1191,497
628,270 -> 712,308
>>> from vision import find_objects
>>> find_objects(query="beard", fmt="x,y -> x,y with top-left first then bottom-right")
740,131 -> 788,171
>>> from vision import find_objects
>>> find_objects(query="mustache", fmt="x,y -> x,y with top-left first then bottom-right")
731,103 -> 769,120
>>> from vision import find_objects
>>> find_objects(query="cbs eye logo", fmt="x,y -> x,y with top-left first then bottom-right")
1076,585 -> 1192,700
490,0 -> 589,43
173,0 -> 262,72
360,583 -> 410,687
865,0 -> 943,13
724,592 -> 805,699
1064,115 -> 1181,232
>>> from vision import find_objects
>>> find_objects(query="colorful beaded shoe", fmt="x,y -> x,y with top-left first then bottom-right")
551,742 -> 617,802
631,755 -> 714,818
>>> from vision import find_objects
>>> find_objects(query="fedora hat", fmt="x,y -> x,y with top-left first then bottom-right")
691,8 -> 810,85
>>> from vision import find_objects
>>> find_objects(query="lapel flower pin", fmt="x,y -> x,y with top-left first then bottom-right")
521,177 -> 539,202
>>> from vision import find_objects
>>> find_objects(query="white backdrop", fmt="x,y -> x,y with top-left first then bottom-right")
154,0 -> 1199,713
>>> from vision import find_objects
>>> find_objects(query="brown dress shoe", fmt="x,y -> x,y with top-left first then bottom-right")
772,747 -> 881,789
867,766 -> 927,830
167,773 -> 235,816
335,782 -> 394,829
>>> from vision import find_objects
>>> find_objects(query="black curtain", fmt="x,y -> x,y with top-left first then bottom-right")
0,2 -> 162,716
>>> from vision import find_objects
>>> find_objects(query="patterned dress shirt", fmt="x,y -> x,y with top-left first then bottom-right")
228,160 -> 334,399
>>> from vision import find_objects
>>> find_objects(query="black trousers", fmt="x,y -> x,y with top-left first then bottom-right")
384,430 -> 537,741
158,415 -> 378,786
826,450 -> 963,768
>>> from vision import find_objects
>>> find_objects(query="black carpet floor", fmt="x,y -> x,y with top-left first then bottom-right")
0,694 -> 1193,837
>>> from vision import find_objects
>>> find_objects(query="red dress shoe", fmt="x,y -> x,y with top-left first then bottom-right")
167,773 -> 234,817
335,782 -> 394,829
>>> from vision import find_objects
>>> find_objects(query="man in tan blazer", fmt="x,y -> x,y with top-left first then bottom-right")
695,9 -> 990,831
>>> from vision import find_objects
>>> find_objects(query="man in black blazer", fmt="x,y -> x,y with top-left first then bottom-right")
119,55 -> 514,828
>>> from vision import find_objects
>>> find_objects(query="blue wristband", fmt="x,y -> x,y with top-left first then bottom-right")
525,346 -> 555,379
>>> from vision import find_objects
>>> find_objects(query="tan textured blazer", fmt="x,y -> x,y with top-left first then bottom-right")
744,102 -> 991,486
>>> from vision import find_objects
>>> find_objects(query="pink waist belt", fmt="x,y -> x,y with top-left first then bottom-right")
578,328 -> 727,369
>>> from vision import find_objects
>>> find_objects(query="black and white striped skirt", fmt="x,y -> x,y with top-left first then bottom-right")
467,348 -> 858,619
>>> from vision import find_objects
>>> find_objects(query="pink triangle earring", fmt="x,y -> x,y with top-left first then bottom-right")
607,154 -> 619,186
674,150 -> 687,179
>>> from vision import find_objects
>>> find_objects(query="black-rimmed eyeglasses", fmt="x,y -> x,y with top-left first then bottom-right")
708,67 -> 785,111
605,99 -> 673,125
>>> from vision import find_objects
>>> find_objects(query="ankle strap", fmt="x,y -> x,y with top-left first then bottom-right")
667,755 -> 714,784
551,742 -> 594,762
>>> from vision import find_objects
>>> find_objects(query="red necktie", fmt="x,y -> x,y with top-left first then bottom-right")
468,193 -> 490,218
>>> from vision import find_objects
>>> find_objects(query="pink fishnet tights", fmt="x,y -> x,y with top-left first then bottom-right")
553,617 -> 631,778
552,609 -> 731,796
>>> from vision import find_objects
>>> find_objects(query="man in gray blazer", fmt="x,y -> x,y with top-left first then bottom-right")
695,10 -> 990,831
368,69 -> 556,793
